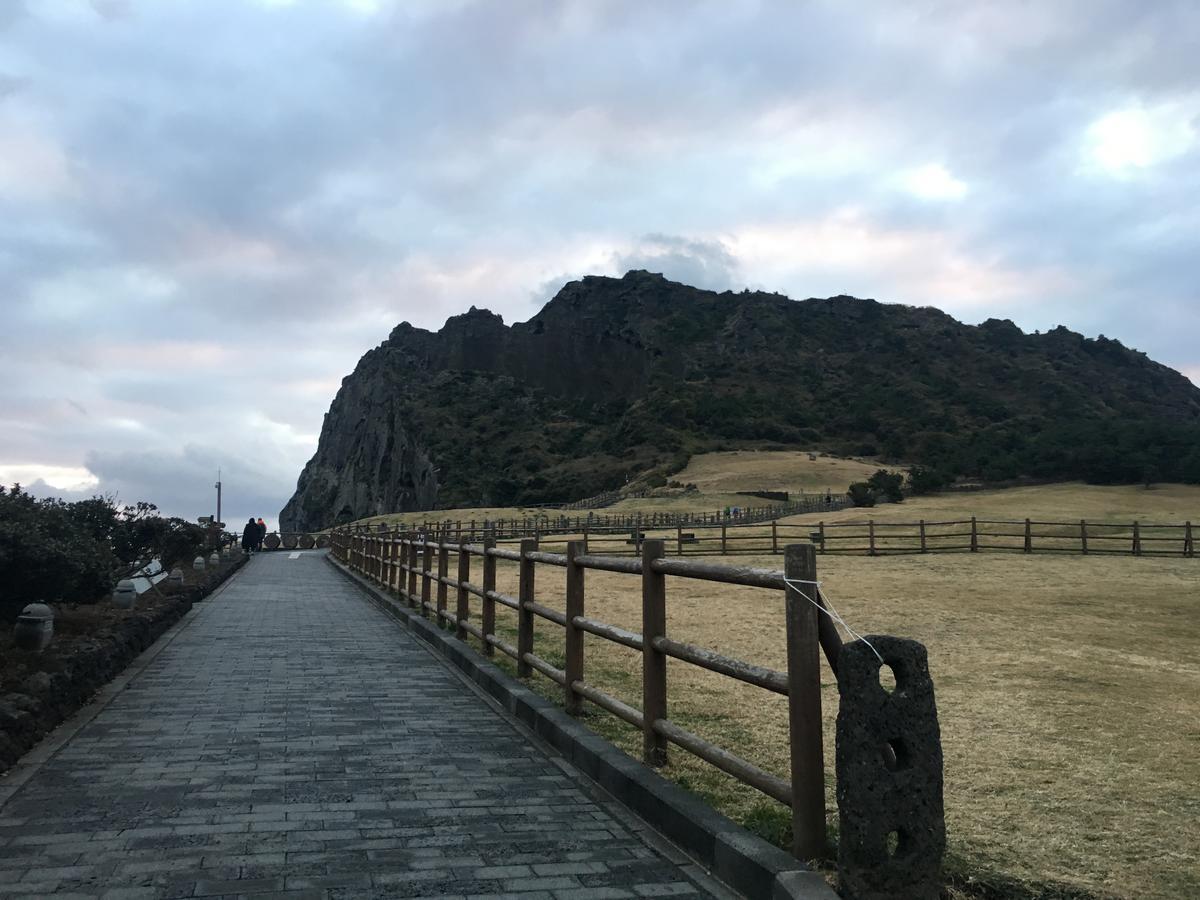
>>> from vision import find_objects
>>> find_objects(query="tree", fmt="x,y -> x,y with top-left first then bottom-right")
847,482 -> 876,507
907,465 -> 948,495
867,469 -> 905,503
0,486 -> 208,607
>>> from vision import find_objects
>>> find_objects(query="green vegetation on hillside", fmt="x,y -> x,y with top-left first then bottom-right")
285,272 -> 1200,528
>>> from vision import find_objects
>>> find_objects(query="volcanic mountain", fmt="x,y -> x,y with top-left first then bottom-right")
280,271 -> 1200,531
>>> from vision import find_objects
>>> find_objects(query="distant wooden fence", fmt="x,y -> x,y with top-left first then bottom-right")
808,517 -> 1196,557
351,515 -> 1196,559
331,527 -> 847,860
389,492 -> 853,538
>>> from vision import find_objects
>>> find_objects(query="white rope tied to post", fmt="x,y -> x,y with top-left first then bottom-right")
783,577 -> 884,664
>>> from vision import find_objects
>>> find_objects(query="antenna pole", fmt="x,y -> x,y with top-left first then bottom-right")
215,469 -> 222,526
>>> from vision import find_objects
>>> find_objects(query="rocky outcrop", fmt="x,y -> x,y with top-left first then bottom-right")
281,270 -> 1200,529
280,358 -> 438,533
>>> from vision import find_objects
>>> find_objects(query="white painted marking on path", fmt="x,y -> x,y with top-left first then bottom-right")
288,552 -> 301,559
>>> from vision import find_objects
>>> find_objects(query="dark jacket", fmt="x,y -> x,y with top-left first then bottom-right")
242,521 -> 257,550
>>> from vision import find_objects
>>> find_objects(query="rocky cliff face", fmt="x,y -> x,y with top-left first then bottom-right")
280,271 -> 1200,531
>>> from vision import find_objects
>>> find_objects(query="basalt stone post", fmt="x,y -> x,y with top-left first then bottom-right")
836,635 -> 944,900
13,603 -> 55,652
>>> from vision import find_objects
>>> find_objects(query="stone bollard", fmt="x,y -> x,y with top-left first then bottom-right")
13,603 -> 55,652
836,635 -> 944,900
208,551 -> 220,567
168,567 -> 184,587
112,579 -> 137,610
192,555 -> 206,571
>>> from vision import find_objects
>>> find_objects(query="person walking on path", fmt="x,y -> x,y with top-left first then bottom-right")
256,517 -> 267,551
241,517 -> 258,553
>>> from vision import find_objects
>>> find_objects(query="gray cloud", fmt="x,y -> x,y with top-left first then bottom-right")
613,235 -> 741,293
1,0 -> 1197,523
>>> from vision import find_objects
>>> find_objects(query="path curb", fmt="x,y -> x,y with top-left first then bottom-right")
327,554 -> 838,900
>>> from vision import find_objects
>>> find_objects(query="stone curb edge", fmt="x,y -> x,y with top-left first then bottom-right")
326,554 -> 839,900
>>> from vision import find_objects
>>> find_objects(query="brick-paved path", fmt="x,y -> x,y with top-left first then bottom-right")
0,552 -> 723,900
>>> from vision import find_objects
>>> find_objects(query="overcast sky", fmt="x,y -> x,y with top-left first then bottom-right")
2,0 -> 1198,529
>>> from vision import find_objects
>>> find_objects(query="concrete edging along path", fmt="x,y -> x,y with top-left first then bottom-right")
327,554 -> 838,900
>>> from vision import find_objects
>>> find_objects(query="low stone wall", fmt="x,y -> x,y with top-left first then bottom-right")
0,555 -> 246,773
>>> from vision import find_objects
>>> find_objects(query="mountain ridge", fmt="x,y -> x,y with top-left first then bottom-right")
280,271 -> 1200,531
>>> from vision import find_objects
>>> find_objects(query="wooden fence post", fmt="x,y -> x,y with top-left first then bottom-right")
784,543 -> 828,861
1081,520 -> 1088,555
481,536 -> 496,656
455,544 -> 470,638
868,521 -> 876,557
398,535 -> 408,592
970,517 -> 978,552
564,541 -> 586,716
919,519 -> 927,553
677,525 -> 683,556
721,521 -> 727,555
421,537 -> 433,611
819,521 -> 826,553
642,539 -> 668,767
772,520 -> 779,555
583,521 -> 590,553
406,535 -> 418,605
1024,518 -> 1033,554
436,537 -> 449,621
1133,521 -> 1141,556
1186,521 -> 1194,558
517,538 -> 537,677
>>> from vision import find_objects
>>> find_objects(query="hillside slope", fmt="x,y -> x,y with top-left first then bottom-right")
281,271 -> 1200,530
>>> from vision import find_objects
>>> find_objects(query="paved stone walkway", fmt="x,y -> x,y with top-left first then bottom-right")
0,552 -> 723,900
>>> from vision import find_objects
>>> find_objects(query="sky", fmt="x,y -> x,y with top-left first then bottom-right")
1,0 -> 1198,530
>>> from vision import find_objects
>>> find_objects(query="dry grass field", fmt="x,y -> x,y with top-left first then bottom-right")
802,481 -> 1200,528
471,546 -> 1198,900
664,449 -> 883,494
350,453 -> 1199,896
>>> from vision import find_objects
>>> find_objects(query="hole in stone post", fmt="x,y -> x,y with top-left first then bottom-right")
886,828 -> 909,859
886,830 -> 900,858
880,737 -> 909,771
878,663 -> 897,693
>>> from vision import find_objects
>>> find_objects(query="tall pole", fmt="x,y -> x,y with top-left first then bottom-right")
215,469 -> 222,526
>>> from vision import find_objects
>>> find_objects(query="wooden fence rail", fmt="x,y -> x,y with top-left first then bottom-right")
331,526 -> 843,860
341,515 -> 1196,559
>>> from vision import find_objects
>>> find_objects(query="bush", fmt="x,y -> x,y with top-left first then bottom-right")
847,482 -> 876,507
867,469 -> 905,503
908,465 -> 948,495
0,486 -> 208,607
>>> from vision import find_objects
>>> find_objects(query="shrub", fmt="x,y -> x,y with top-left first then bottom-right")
0,486 -> 208,606
867,469 -> 905,503
908,465 -> 949,495
847,482 -> 876,507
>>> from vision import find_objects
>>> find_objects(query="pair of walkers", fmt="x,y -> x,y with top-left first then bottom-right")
241,517 -> 268,552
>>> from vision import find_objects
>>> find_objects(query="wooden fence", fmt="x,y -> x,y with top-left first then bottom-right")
381,493 -> 852,541
330,527 -> 846,860
808,517 -> 1196,557
346,514 -> 1196,559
